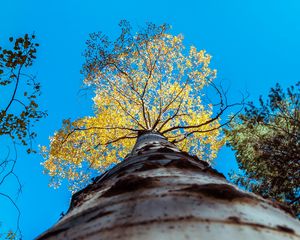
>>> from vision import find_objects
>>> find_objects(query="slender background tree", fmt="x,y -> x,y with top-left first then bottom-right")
0,34 -> 45,239
226,82 -> 300,218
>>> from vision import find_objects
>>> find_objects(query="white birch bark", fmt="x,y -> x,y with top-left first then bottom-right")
37,131 -> 300,240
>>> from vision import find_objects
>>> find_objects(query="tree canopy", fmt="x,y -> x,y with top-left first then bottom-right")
0,34 -> 45,152
226,82 -> 300,217
41,21 -> 232,192
0,33 -> 45,239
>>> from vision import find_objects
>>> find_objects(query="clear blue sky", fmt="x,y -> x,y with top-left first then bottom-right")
1,0 -> 299,239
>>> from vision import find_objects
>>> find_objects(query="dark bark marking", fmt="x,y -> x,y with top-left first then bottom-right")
37,227 -> 68,239
102,175 -> 158,197
69,181 -> 104,210
276,225 -> 295,234
137,161 -> 162,172
159,147 -> 177,153
86,210 -> 114,223
180,184 -> 253,201
137,130 -> 154,136
146,154 -> 166,161
227,216 -> 240,223
164,159 -> 202,171
179,151 -> 209,166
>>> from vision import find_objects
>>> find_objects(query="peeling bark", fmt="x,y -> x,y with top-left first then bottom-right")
37,132 -> 300,240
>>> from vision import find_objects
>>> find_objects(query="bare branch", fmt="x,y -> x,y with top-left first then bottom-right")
172,105 -> 244,144
0,192 -> 22,238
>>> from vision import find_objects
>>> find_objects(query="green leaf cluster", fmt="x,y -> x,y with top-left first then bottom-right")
0,34 -> 46,152
226,82 -> 300,217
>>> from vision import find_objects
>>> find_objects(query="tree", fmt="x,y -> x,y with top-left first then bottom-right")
0,34 -> 46,239
225,82 -> 300,218
38,22 -> 300,239
0,34 -> 45,150
41,21 -> 235,192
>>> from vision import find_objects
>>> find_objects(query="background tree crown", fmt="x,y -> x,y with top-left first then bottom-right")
0,33 -> 45,239
0,34 -> 45,152
226,81 -> 300,218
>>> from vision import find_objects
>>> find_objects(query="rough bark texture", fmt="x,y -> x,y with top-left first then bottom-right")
37,132 -> 300,240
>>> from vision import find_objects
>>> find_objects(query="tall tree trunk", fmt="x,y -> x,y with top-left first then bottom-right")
37,131 -> 300,240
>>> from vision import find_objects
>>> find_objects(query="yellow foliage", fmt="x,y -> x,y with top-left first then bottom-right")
41,27 -> 224,192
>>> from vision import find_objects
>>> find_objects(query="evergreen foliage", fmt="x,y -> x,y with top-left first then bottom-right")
226,82 -> 300,217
